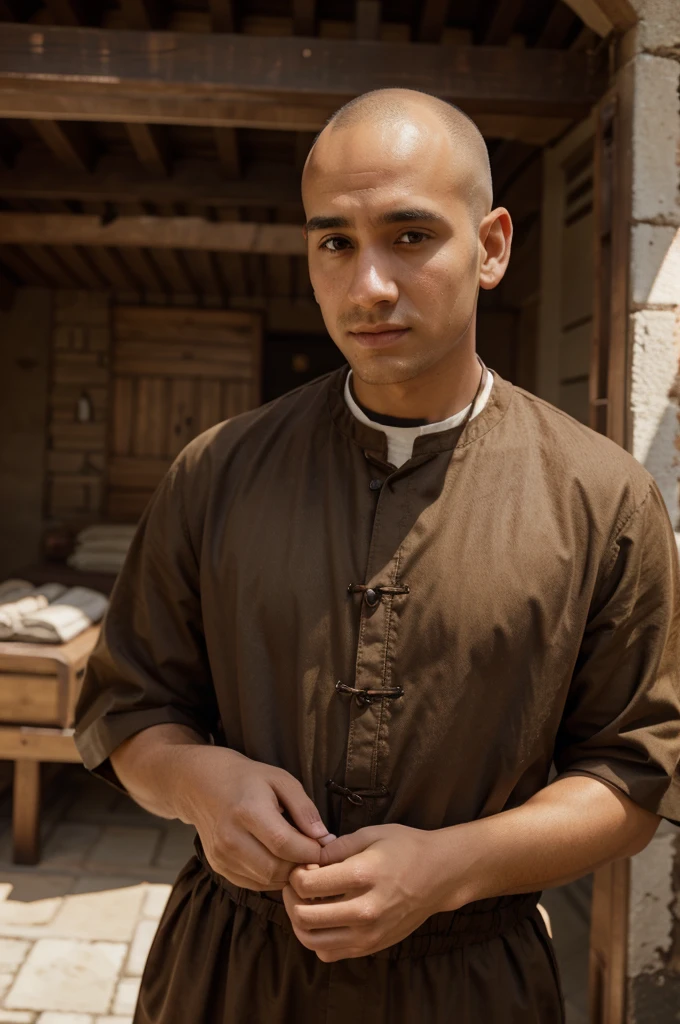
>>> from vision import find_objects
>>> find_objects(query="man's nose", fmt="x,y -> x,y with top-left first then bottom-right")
346,251 -> 398,309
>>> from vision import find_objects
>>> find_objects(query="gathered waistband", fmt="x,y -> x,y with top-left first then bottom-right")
194,839 -> 540,960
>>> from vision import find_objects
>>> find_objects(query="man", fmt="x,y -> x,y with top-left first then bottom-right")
74,89 -> 680,1023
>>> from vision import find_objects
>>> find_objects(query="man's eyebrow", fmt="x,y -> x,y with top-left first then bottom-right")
305,215 -> 352,231
378,207 -> 447,226
304,208 -> 447,232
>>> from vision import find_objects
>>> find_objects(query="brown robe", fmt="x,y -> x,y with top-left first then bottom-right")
74,367 -> 680,1023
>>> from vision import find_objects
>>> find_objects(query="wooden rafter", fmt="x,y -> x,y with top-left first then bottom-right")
0,25 -> 609,127
209,0 -> 235,33
562,0 -> 636,35
30,119 -> 93,174
125,123 -> 171,177
214,128 -> 240,179
0,155 -> 301,207
483,0 -> 526,45
356,1 -> 380,40
292,0 -> 316,36
0,212 -> 307,254
535,2 -> 579,48
118,0 -> 164,30
417,0 -> 450,43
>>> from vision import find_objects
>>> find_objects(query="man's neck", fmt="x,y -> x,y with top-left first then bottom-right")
350,349 -> 483,424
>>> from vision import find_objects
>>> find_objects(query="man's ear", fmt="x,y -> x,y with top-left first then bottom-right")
479,208 -> 513,291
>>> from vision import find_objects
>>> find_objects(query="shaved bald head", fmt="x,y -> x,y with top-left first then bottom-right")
305,88 -> 493,224
301,86 -> 512,400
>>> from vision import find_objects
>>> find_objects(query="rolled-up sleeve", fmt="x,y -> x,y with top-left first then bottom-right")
74,452 -> 218,786
554,479 -> 680,824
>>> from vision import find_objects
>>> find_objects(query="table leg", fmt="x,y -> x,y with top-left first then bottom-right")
13,760 -> 41,865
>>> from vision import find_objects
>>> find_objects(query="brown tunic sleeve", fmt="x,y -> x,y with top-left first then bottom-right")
554,478 -> 680,824
73,452 -> 217,789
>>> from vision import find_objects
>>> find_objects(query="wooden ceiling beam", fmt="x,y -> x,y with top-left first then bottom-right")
292,0 -> 315,36
0,24 -> 608,125
535,2 -> 579,48
417,0 -> 450,43
118,0 -> 164,30
30,119 -> 94,173
209,0 -> 235,33
0,155 -> 301,207
483,0 -> 527,45
0,212 -> 307,254
214,127 -> 240,179
356,1 -> 380,40
561,0 -> 636,35
125,123 -> 171,177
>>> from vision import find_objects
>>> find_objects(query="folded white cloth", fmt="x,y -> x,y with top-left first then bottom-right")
0,583 -> 67,640
0,579 -> 34,604
72,537 -> 132,556
67,551 -> 128,573
14,586 -> 108,644
77,524 -> 137,543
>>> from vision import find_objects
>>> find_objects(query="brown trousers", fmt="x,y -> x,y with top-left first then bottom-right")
134,848 -> 565,1024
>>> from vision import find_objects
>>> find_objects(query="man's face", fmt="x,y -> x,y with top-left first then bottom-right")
302,116 -> 493,385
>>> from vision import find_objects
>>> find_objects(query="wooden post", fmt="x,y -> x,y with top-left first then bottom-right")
589,860 -> 630,1024
12,760 -> 41,865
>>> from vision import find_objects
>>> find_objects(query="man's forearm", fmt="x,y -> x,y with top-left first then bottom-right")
109,723 -> 207,820
430,775 -> 660,912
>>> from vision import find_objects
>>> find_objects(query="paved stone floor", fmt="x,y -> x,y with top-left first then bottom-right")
0,764 -> 591,1023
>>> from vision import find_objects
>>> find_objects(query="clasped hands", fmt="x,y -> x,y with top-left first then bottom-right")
192,750 -> 460,962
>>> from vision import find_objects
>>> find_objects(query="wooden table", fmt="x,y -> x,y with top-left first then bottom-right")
0,626 -> 100,864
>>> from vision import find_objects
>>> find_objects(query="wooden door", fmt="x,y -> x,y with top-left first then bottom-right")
107,306 -> 261,520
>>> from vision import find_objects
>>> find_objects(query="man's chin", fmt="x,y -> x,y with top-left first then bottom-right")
348,353 -> 428,387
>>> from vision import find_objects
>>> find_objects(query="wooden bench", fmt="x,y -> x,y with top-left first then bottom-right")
0,625 -> 100,864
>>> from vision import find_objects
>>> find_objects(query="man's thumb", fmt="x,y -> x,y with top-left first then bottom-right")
318,829 -> 373,867
273,775 -> 332,842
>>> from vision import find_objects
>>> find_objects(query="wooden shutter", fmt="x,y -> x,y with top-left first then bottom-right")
538,117 -> 595,424
106,306 -> 261,520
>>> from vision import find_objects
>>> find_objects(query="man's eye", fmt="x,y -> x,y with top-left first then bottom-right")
397,231 -> 428,244
321,237 -> 352,252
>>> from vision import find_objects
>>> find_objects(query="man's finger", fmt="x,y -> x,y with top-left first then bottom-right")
287,890 -> 376,931
288,853 -> 374,899
247,800 -> 324,865
271,774 -> 334,843
318,829 -> 377,867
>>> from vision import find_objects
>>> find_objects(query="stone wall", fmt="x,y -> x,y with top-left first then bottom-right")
46,291 -> 112,526
624,5 -> 680,525
616,4 -> 680,1021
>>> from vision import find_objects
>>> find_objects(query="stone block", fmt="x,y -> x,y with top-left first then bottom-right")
37,1015 -> 93,1024
629,309 -> 680,522
154,823 -> 195,871
631,223 -> 680,305
85,828 -> 161,871
0,873 -> 71,934
0,1012 -> 34,1023
97,1018 -> 133,1024
632,54 -> 680,225
5,939 -> 126,1013
0,939 -> 30,970
39,825 -> 100,872
0,973 -> 15,999
111,978 -> 140,1016
141,886 -> 170,922
637,0 -> 680,54
48,882 -> 146,943
124,920 -> 157,977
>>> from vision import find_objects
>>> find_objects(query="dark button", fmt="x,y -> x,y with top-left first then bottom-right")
364,588 -> 380,607
369,478 -> 383,491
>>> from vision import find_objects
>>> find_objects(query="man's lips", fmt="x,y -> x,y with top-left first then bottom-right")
348,326 -> 410,348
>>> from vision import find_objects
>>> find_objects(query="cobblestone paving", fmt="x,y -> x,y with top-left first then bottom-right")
0,765 -> 590,1023
0,765 -> 194,1024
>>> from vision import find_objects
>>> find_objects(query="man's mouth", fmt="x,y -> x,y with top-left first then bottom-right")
348,325 -> 410,348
